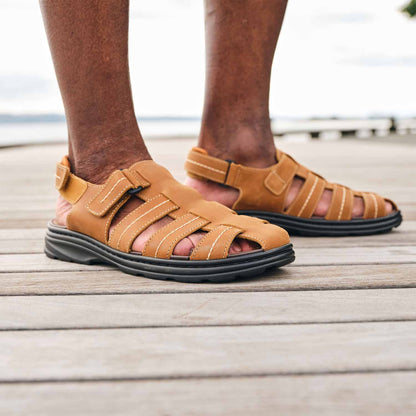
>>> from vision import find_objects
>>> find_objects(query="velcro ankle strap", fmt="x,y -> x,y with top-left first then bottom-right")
87,169 -> 150,217
185,147 -> 233,185
55,158 -> 88,204
56,156 -> 151,214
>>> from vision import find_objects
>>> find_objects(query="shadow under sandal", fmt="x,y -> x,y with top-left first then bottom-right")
185,147 -> 402,236
45,157 -> 295,283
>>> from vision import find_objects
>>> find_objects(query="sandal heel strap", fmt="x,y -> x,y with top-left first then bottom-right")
185,147 -> 231,184
55,157 -> 88,204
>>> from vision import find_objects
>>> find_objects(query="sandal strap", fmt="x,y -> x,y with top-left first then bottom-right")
108,194 -> 178,252
87,169 -> 149,217
190,225 -> 243,260
185,149 -> 231,184
325,184 -> 354,221
185,147 -> 297,213
55,159 -> 88,204
142,213 -> 209,259
285,172 -> 326,218
363,192 -> 386,219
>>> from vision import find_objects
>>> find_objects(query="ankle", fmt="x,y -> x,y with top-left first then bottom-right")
198,122 -> 276,168
71,152 -> 150,184
69,137 -> 151,184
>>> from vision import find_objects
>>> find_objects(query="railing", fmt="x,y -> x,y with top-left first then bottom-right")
271,118 -> 416,139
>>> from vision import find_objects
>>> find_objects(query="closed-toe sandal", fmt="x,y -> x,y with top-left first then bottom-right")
45,156 -> 295,283
185,147 -> 402,236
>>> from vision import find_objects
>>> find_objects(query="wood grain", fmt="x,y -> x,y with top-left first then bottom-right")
0,372 -> 415,416
1,322 -> 416,381
0,288 -> 415,330
1,264 -> 414,296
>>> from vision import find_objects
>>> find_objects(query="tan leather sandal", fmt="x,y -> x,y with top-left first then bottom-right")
185,147 -> 402,236
45,157 -> 295,282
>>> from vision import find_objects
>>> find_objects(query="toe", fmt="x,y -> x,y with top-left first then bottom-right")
229,240 -> 243,254
313,189 -> 332,217
351,196 -> 365,218
173,237 -> 195,256
385,200 -> 394,215
237,238 -> 259,252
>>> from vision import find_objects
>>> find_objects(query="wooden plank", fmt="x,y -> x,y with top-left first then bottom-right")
0,264 -> 414,296
0,225 -> 415,253
0,254 -> 108,273
0,372 -> 414,416
0,288 -> 415,330
1,245 -> 415,273
1,322 -> 416,381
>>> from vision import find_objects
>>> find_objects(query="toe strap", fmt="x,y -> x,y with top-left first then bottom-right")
190,225 -> 243,260
362,192 -> 386,219
142,213 -> 209,259
325,185 -> 354,221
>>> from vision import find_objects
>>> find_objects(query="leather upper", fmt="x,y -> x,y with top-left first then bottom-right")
55,156 -> 290,260
185,147 -> 397,221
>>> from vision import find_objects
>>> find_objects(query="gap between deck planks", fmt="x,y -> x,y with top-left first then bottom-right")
0,288 -> 415,330
1,321 -> 416,382
0,372 -> 415,416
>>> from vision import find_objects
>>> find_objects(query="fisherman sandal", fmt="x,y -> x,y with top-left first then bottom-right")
185,147 -> 402,236
45,156 -> 295,283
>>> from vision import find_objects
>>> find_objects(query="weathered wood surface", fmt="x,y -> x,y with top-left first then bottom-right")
1,264 -> 415,296
1,322 -> 416,381
0,288 -> 415,330
0,372 -> 415,416
0,138 -> 415,415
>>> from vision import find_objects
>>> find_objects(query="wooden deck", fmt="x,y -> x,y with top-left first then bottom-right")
0,137 -> 415,415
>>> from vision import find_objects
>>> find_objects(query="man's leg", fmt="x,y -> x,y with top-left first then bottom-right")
40,0 -> 250,255
187,0 -> 392,216
40,0 -> 150,183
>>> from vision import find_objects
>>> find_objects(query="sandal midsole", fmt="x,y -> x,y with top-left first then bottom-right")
237,210 -> 402,236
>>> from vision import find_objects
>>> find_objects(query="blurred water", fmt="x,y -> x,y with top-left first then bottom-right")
2,118 -> 413,148
0,120 -> 202,147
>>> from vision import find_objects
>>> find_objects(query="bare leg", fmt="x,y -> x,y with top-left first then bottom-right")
40,0 -> 150,184
198,0 -> 285,168
187,0 -> 392,217
40,0 -> 250,255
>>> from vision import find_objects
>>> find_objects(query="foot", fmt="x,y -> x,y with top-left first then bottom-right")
55,195 -> 256,257
185,154 -> 394,219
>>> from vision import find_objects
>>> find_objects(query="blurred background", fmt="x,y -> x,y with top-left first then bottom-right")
0,0 -> 415,146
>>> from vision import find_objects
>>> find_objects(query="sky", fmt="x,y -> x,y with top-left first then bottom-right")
0,0 -> 415,118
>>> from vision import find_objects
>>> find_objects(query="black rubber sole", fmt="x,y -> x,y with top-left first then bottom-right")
237,210 -> 403,236
44,222 -> 295,283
